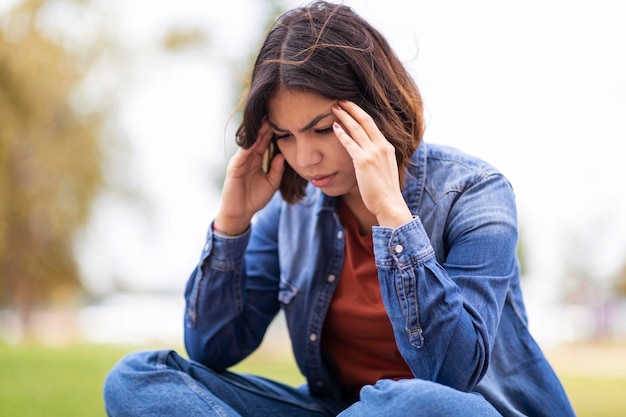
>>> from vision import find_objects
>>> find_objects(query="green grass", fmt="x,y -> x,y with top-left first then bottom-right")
559,376 -> 626,417
0,342 -> 624,416
0,343 -> 133,417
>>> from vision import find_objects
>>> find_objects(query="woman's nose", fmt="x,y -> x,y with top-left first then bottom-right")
295,137 -> 322,168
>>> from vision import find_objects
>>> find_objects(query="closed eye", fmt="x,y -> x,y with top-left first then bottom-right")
315,126 -> 334,136
274,126 -> 332,140
274,132 -> 292,141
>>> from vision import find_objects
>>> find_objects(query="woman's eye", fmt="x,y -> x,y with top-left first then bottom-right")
315,126 -> 334,135
274,133 -> 291,141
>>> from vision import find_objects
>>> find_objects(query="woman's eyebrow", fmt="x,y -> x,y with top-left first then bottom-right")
268,112 -> 334,133
299,112 -> 333,132
267,120 -> 287,132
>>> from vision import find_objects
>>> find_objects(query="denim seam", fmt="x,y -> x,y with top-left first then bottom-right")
154,350 -> 231,417
507,287 -> 529,327
219,374 -> 330,413
177,371 -> 232,417
185,269 -> 203,327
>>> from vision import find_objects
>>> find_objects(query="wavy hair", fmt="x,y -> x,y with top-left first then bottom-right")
236,1 -> 424,204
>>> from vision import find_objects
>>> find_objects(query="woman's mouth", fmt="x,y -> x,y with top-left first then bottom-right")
309,173 -> 337,188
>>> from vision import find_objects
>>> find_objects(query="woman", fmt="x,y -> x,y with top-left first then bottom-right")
104,2 -> 575,416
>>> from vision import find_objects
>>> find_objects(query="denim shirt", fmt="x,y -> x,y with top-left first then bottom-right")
184,142 -> 575,417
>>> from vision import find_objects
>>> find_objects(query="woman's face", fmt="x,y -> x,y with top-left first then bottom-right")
267,89 -> 358,198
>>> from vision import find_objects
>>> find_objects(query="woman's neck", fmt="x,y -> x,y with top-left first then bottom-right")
340,193 -> 377,236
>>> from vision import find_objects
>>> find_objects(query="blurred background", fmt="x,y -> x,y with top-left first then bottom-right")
1,0 -> 625,415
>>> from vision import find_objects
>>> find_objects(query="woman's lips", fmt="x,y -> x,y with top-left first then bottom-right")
309,173 -> 337,188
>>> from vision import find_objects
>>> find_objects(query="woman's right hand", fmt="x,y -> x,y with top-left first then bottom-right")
214,120 -> 285,235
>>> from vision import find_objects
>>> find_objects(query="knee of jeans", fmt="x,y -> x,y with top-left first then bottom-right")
103,350 -> 168,401
362,379 -> 433,403
355,379 -> 498,417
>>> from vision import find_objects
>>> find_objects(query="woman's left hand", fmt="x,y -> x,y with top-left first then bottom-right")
332,100 -> 413,228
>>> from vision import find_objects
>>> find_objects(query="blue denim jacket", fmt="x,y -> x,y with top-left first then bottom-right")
184,142 -> 575,416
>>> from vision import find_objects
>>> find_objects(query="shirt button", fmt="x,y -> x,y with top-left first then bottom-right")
204,243 -> 210,251
327,274 -> 336,283
394,244 -> 404,254
309,333 -> 318,342
337,231 -> 343,239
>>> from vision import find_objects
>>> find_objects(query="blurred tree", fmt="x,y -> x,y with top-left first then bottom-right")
0,0 -> 113,337
162,27 -> 209,53
614,261 -> 626,298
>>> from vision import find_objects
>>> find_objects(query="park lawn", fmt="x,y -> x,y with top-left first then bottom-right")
0,342 -> 624,417
0,343 -> 133,417
560,375 -> 626,417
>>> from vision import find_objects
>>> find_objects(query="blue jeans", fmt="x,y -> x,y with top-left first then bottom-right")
103,350 -> 502,416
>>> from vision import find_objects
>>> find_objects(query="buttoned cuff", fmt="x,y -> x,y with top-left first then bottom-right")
372,217 -> 435,270
199,222 -> 251,271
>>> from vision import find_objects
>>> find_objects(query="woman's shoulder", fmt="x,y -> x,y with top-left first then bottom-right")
407,142 -> 513,202
423,142 -> 500,177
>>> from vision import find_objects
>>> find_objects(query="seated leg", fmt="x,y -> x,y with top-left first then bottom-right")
338,379 -> 501,417
103,349 -> 348,417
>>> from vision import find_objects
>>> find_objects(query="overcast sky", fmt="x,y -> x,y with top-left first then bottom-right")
68,0 -> 626,301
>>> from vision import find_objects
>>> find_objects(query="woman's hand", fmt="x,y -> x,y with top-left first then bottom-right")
214,121 -> 285,235
331,100 -> 413,228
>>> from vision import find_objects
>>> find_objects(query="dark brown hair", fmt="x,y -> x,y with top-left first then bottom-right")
236,1 -> 424,204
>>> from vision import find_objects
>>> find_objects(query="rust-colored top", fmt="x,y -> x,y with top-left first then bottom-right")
322,201 -> 413,397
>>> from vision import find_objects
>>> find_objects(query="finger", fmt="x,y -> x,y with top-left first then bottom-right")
251,121 -> 274,154
332,121 -> 364,159
336,100 -> 385,144
266,153 -> 285,188
332,103 -> 376,149
230,124 -> 272,171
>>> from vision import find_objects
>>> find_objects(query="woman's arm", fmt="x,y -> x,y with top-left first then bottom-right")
183,194 -> 284,369
374,173 -> 518,391
183,119 -> 285,368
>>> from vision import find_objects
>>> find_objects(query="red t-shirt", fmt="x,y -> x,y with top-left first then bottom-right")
322,202 -> 413,397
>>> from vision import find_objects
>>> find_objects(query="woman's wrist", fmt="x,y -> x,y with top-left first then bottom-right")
375,205 -> 413,229
212,223 -> 239,237
213,215 -> 251,237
